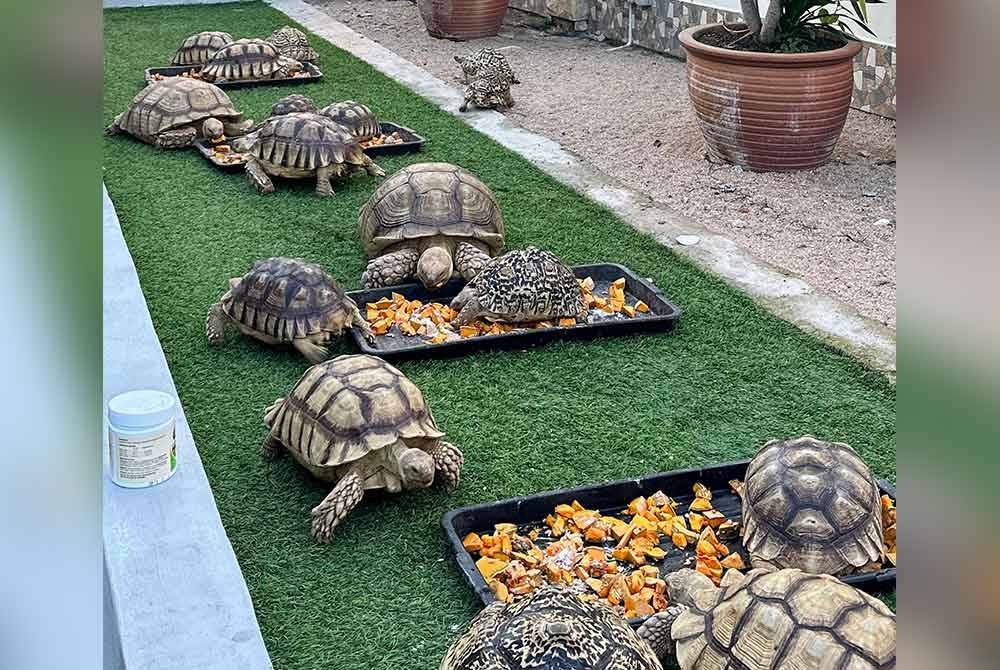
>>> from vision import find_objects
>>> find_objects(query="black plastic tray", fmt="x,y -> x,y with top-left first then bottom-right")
345,263 -> 681,360
193,138 -> 249,172
143,62 -> 323,89
361,122 -> 426,156
442,459 -> 897,628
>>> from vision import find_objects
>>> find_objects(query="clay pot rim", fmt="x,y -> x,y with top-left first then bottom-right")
679,23 -> 862,66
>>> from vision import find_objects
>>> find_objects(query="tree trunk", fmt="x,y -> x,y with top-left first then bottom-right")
740,0 -> 762,37
759,0 -> 783,44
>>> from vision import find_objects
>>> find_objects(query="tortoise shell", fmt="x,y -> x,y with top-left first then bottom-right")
116,78 -> 241,142
466,247 -> 587,320
359,163 -> 504,257
319,100 -> 380,141
267,25 -> 318,63
171,31 -> 233,66
672,568 -> 895,670
441,586 -> 662,670
220,257 -> 356,343
456,48 -> 518,85
271,93 -> 316,117
265,355 -> 444,474
246,113 -> 368,171
201,38 -> 291,81
741,436 -> 884,575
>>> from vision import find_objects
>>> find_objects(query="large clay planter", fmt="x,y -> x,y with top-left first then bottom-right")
418,0 -> 510,41
679,24 -> 862,171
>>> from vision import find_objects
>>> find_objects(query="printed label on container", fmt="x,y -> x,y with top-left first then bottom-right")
109,427 -> 177,486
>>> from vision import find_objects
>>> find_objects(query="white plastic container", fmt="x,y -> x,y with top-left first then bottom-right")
107,390 -> 177,488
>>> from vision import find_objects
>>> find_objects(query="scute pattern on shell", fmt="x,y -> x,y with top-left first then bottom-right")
462,72 -> 514,111
468,247 -> 586,320
456,48 -> 518,85
741,437 -> 884,575
441,587 -> 662,670
221,257 -> 353,342
319,100 -> 380,141
202,38 -> 290,81
267,25 -> 318,62
359,162 -> 504,257
271,94 -> 316,116
248,113 -> 367,170
672,569 -> 895,670
171,31 -> 233,66
266,355 -> 444,469
118,77 -> 240,140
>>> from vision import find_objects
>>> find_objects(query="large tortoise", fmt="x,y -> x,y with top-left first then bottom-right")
459,71 -> 515,113
319,100 -> 380,142
105,77 -> 252,148
638,568 -> 896,669
441,586 -> 663,670
359,163 -> 505,290
205,257 -> 373,363
450,247 -> 587,326
200,38 -> 303,82
266,25 -> 319,63
738,436 -> 884,575
171,31 -> 233,66
232,113 -> 385,197
261,354 -> 464,542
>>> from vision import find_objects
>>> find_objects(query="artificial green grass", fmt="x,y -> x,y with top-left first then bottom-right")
103,2 -> 895,667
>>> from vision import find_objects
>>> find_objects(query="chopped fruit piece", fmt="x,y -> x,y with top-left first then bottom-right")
634,300 -> 649,313
611,278 -> 626,288
554,504 -> 575,518
579,276 -> 595,291
644,547 -> 667,560
696,540 -> 717,557
462,533 -> 483,553
622,304 -> 636,317
689,512 -> 705,532
720,553 -> 745,570
689,497 -> 713,512
584,526 -> 607,543
476,557 -> 509,581
459,325 -> 479,338
490,580 -> 511,603
634,601 -> 655,618
693,482 -> 713,500
672,532 -> 688,549
558,317 -> 576,327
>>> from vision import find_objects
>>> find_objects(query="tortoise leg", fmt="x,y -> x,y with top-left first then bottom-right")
292,337 -> 329,364
205,302 -> 227,344
154,127 -> 198,149
449,288 -> 483,327
361,154 -> 385,178
361,249 -> 420,288
427,441 -> 463,492
105,113 -> 124,136
245,157 -> 274,194
636,606 -> 686,662
454,241 -> 492,281
314,164 -> 335,197
348,302 -> 376,345
259,429 -> 285,460
311,471 -> 364,543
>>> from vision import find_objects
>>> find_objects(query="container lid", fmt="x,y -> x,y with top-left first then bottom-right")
108,390 -> 176,430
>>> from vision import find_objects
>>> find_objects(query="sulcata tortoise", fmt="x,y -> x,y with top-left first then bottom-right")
270,93 -> 317,116
358,163 -> 505,290
319,100 -> 380,142
171,31 -> 233,66
450,247 -> 587,326
441,586 -> 663,670
232,112 -> 385,197
200,38 -> 303,82
739,436 -> 885,575
205,257 -> 373,363
105,77 -> 252,148
266,25 -> 319,63
261,354 -> 464,542
455,48 -> 520,85
638,568 -> 896,669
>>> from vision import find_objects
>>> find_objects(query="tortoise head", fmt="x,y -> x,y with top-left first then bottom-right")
398,448 -> 435,489
202,118 -> 225,142
665,568 -> 717,606
417,247 -> 453,290
277,56 -> 304,78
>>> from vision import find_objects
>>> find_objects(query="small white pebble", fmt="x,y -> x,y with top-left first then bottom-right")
873,218 -> 893,226
676,234 -> 700,246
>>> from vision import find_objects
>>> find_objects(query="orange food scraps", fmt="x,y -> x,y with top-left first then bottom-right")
634,300 -> 650,313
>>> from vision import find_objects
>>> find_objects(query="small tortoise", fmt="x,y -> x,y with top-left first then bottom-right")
739,436 -> 885,575
319,100 -> 380,142
637,568 -> 896,669
454,48 -> 520,85
359,163 -> 505,290
200,38 -> 303,82
450,247 -> 586,327
261,354 -> 464,542
232,113 -> 385,197
205,257 -> 373,363
270,93 -> 317,116
105,77 -> 252,148
266,25 -> 319,63
171,31 -> 233,66
441,586 -> 663,670
459,71 -> 515,113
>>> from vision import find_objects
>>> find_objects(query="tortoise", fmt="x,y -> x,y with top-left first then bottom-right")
454,48 -> 520,85
205,257 -> 373,363
441,586 -> 663,670
231,113 -> 385,197
738,436 -> 885,575
637,568 -> 896,669
270,93 -> 317,116
319,100 -> 380,142
450,247 -> 586,327
266,25 -> 319,63
358,163 -> 505,290
459,71 -> 515,113
200,38 -> 303,82
105,77 -> 252,148
261,354 -> 464,542
171,31 -> 233,66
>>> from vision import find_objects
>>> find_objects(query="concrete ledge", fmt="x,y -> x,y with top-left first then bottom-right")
102,185 -> 271,670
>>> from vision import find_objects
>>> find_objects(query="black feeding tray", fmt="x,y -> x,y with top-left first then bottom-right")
443,459 -> 897,629
143,62 -> 323,89
361,122 -> 426,156
345,263 -> 681,360
193,138 -> 249,172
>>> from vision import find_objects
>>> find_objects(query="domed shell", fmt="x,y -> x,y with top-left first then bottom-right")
469,247 -> 587,318
202,38 -> 287,81
266,354 -> 444,469
319,100 -> 380,141
247,113 -> 368,170
171,31 -> 233,66
672,569 -> 895,670
741,436 -> 884,575
442,587 -> 662,670
267,25 -> 318,62
117,78 -> 241,141
271,93 -> 316,117
359,162 -> 504,258
220,257 -> 355,343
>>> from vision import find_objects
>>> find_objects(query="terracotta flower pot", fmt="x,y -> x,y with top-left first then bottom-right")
679,24 -> 862,172
418,0 -> 510,41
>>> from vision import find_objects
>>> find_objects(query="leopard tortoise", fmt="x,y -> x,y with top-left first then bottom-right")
359,163 -> 505,290
441,586 -> 663,670
459,70 -> 515,113
200,38 -> 303,82
454,48 -> 520,85
637,568 -> 896,669
319,100 -> 380,142
738,436 -> 885,575
450,247 -> 587,327
266,25 -> 318,63
205,257 -> 373,363
261,354 -> 464,542
171,31 -> 233,66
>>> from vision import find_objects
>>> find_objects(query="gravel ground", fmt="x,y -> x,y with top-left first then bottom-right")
308,0 -> 897,328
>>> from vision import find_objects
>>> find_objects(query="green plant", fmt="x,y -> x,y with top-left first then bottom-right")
739,0 -> 883,47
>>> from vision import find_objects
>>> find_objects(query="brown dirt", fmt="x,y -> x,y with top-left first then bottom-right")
308,0 -> 896,328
